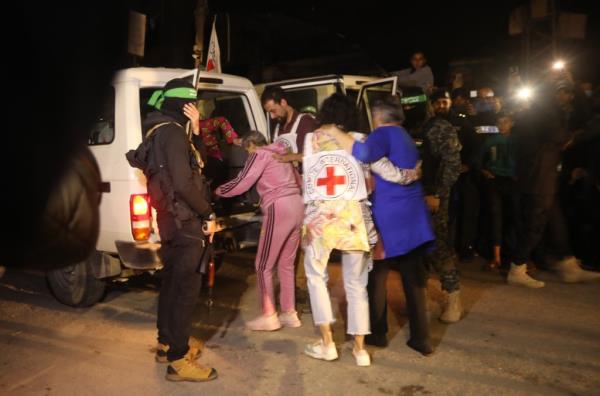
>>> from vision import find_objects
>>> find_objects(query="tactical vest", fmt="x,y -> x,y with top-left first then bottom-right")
126,122 -> 208,229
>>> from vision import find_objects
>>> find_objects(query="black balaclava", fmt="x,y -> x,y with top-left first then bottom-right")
148,78 -> 197,125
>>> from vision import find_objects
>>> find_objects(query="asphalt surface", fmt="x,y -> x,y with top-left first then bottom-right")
0,253 -> 599,396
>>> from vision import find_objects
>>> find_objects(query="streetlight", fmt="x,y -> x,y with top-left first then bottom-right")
552,60 -> 566,71
516,86 -> 533,100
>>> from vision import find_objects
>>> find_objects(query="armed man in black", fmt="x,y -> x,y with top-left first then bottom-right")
127,78 -> 217,382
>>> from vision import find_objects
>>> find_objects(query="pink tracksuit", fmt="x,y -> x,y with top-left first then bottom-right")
216,143 -> 304,315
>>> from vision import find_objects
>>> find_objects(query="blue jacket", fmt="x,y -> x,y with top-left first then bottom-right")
352,125 -> 435,258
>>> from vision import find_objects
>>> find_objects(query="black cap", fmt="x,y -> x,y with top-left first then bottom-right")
430,89 -> 451,102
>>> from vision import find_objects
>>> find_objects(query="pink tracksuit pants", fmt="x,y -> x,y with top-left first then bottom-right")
255,194 -> 304,315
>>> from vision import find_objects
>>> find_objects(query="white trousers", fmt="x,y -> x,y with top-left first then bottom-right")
304,247 -> 370,335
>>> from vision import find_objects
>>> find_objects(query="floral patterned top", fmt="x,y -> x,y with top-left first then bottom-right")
302,132 -> 377,255
197,117 -> 238,161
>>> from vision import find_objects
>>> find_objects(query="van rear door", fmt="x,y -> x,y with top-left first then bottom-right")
356,77 -> 398,131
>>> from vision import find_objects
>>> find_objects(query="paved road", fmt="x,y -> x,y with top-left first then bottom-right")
0,253 -> 598,396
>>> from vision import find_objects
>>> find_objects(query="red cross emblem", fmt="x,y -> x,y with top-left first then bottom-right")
316,166 -> 346,196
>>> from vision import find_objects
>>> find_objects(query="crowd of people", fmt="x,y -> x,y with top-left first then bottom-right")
131,50 -> 600,381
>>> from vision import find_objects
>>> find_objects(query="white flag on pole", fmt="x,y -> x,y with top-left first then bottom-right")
206,19 -> 221,73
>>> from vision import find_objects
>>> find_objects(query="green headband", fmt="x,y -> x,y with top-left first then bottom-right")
400,94 -> 427,105
147,87 -> 198,109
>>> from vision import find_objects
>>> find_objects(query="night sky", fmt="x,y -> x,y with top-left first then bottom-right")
136,0 -> 599,86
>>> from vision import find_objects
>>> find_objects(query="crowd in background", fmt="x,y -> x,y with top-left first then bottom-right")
397,51 -> 600,277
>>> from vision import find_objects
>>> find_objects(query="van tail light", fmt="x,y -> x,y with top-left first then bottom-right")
130,194 -> 151,241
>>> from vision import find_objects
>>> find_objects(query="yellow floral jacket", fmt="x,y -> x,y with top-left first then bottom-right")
302,132 -> 377,253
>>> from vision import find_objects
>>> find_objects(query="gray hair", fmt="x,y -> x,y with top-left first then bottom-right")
371,95 -> 405,125
242,131 -> 268,149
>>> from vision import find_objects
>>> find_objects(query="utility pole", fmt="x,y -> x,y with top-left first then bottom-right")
193,0 -> 208,69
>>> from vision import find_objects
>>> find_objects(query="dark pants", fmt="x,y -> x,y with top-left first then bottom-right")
368,246 -> 431,349
427,197 -> 460,292
562,181 -> 600,269
157,233 -> 205,361
450,171 -> 480,256
515,193 -> 572,265
484,176 -> 520,262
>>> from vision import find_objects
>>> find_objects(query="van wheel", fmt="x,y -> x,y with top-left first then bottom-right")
47,252 -> 106,307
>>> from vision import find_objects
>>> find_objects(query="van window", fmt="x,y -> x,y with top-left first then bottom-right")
197,90 -> 253,138
357,81 -> 396,132
283,83 -> 341,115
88,88 -> 115,145
139,88 -> 254,139
265,82 -> 342,138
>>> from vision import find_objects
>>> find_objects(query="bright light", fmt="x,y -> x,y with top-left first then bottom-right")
552,60 -> 565,70
131,194 -> 149,216
516,86 -> 533,100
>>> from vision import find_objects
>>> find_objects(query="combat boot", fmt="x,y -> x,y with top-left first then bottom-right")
439,290 -> 462,324
166,357 -> 217,382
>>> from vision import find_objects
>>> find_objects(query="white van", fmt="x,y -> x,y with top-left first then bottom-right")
47,68 -> 267,306
46,68 -> 397,307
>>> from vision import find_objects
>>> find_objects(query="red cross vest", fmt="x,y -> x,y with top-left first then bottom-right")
273,113 -> 314,153
302,132 -> 369,203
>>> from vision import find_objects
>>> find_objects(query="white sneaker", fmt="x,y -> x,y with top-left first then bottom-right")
556,257 -> 600,283
352,348 -> 371,367
304,340 -> 338,361
278,311 -> 302,328
507,263 -> 545,288
245,314 -> 281,331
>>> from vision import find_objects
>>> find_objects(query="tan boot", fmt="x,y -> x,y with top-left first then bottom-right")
154,336 -> 204,363
556,257 -> 600,283
154,343 -> 169,363
166,357 -> 217,382
439,290 -> 462,324
507,263 -> 544,288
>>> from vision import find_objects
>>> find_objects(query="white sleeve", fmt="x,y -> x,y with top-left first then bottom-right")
370,157 -> 420,185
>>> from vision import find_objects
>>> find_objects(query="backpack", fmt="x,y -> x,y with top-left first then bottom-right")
126,122 -> 211,227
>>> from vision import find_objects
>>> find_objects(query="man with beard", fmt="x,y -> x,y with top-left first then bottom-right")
261,86 -> 318,162
419,89 -> 463,323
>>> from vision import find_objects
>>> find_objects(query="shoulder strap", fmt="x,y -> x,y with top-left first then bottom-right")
289,113 -> 304,135
145,122 -> 180,138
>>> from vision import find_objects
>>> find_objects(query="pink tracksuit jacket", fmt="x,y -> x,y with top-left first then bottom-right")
215,142 -> 302,209
215,142 -> 304,315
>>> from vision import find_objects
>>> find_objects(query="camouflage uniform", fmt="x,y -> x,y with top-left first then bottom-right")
420,116 -> 462,293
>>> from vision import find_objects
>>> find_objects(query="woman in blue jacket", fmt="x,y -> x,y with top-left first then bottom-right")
320,96 -> 436,356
